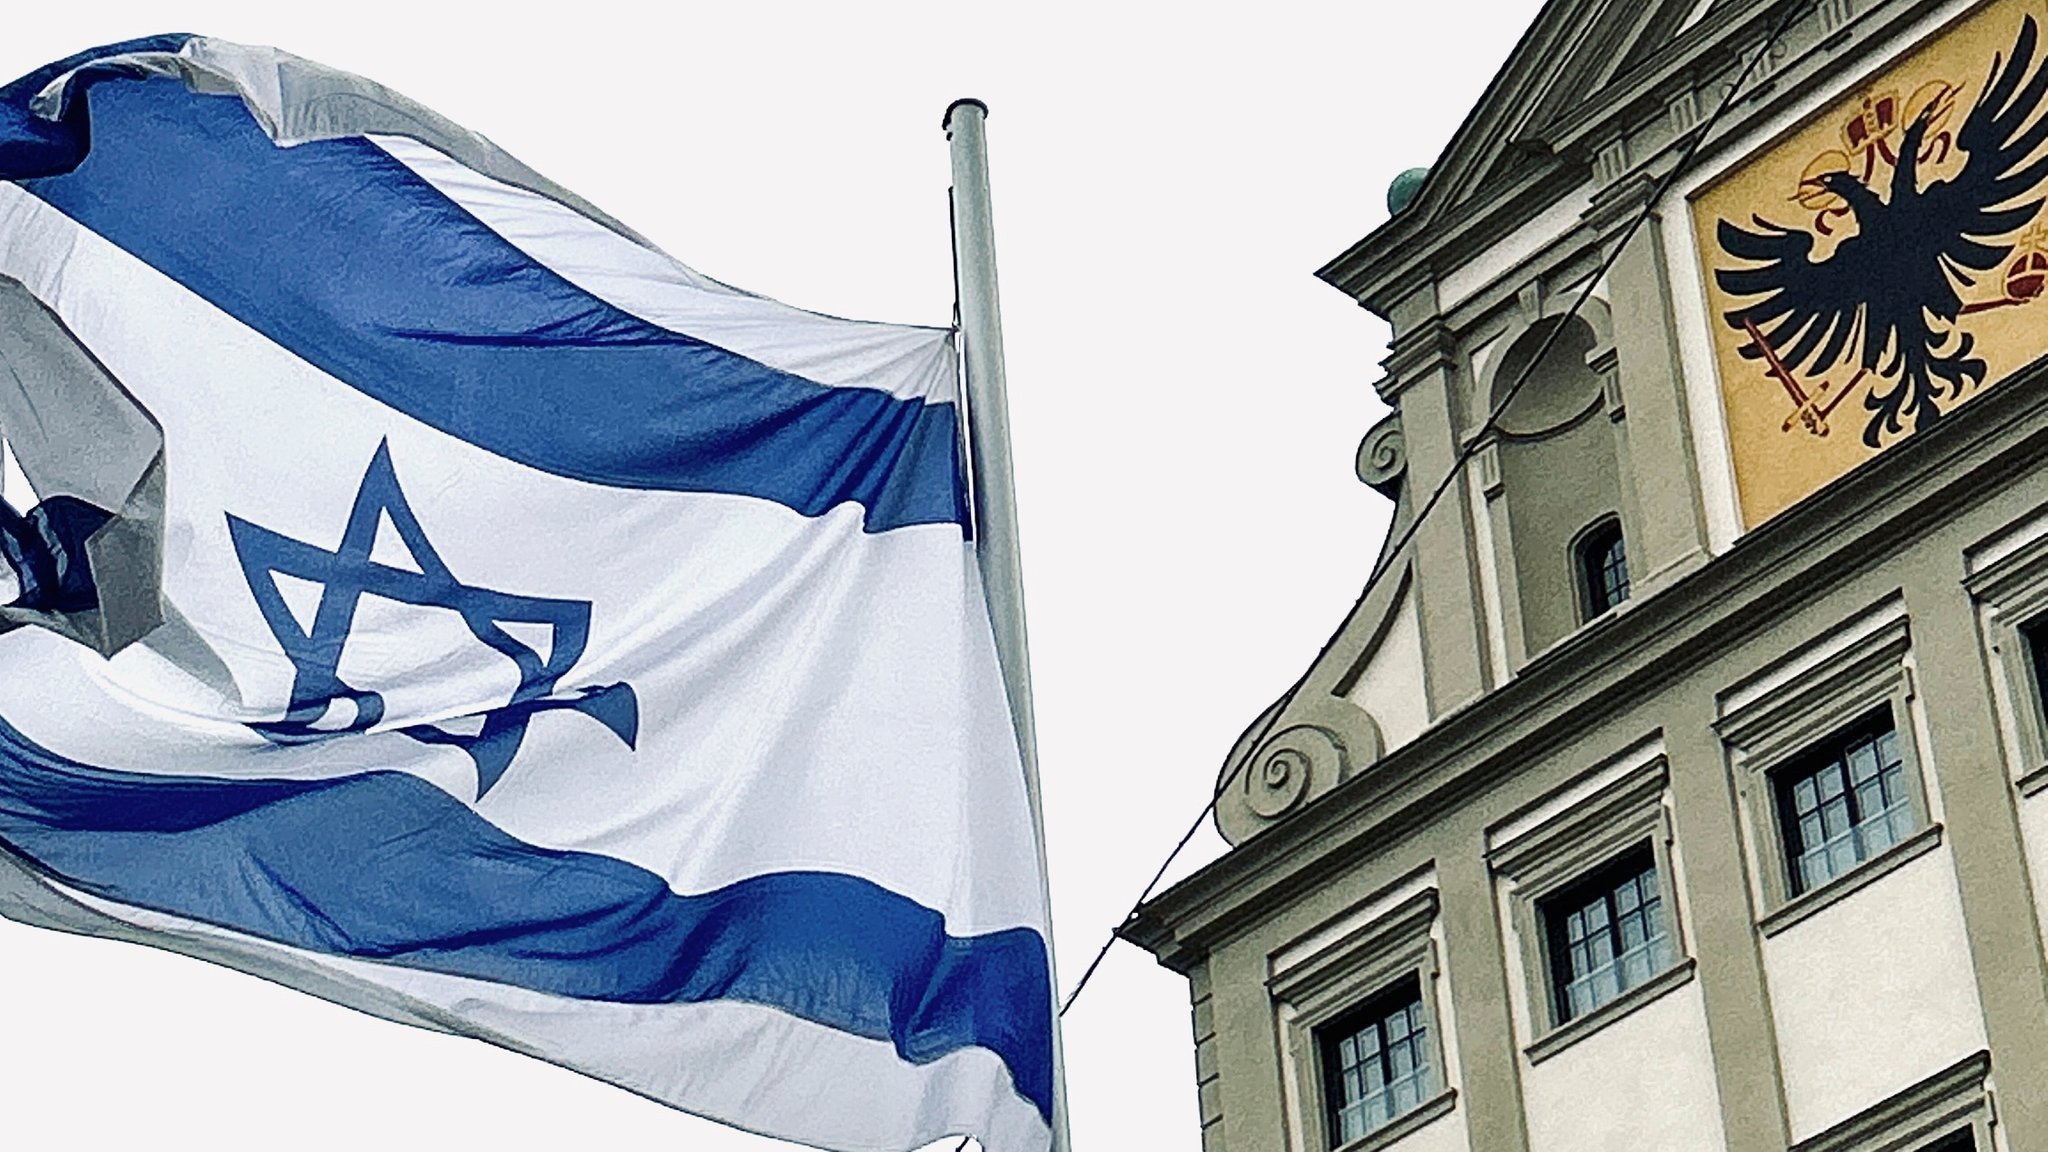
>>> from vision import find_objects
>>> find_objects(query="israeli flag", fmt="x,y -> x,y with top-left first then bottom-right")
0,36 -> 1054,1152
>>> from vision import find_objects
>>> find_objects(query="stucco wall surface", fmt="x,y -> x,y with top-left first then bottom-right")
1343,592 -> 1431,753
1520,979 -> 1726,1152
1380,1108 -> 1470,1152
1762,844 -> 1986,1141
2011,794 -> 2048,975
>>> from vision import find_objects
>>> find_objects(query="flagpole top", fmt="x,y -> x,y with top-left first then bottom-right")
944,98 -> 989,132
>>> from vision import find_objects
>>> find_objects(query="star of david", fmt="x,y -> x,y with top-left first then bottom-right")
226,440 -> 638,797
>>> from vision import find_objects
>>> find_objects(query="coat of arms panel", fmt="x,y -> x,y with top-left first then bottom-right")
1695,0 -> 2048,526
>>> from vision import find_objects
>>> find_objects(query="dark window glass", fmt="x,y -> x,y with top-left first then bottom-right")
1319,979 -> 1433,1146
1774,714 -> 1915,896
1541,845 -> 1671,1025
1578,519 -> 1629,619
1924,1130 -> 1977,1151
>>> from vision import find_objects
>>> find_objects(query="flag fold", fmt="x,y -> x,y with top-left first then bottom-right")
0,35 -> 1053,1152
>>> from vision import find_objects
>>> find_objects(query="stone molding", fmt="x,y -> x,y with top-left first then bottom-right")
1126,349 -> 2048,969
1355,413 -> 1406,501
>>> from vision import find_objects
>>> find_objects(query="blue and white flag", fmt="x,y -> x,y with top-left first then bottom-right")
0,36 -> 1054,1152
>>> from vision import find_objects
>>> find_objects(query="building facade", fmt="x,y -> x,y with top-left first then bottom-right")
1123,2 -> 2048,1151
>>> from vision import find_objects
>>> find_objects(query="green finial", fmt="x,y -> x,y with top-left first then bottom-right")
1387,167 -> 1430,215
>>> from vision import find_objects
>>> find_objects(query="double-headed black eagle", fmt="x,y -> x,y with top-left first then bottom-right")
1717,15 -> 2048,447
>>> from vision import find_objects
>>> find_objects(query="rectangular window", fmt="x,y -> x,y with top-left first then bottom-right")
1319,978 -> 1434,1146
1773,716 -> 1917,896
1539,845 -> 1672,1024
1716,602 -> 1940,927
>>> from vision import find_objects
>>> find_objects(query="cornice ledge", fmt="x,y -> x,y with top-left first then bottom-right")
1316,0 -> 1804,314
1318,163 -> 1585,318
1324,0 -> 1953,316
1557,0 -> 1959,202
1535,0 -> 1786,157
1583,163 -> 1674,234
1117,902 -> 1202,973
1127,366 -> 2048,965
1382,318 -> 1459,386
1317,0 -> 1605,300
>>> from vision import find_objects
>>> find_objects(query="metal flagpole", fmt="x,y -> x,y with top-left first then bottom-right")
944,97 -> 1072,1152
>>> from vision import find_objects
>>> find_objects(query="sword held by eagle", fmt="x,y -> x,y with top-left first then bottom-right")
1716,14 -> 2048,448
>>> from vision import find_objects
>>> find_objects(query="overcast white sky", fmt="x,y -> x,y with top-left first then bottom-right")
0,4 -> 1543,1148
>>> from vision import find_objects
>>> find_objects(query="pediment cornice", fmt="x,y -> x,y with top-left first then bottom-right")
1319,0 -> 1823,316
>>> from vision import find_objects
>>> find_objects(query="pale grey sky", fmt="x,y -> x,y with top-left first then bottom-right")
0,4 -> 1542,1148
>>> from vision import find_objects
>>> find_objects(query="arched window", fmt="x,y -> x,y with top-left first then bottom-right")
1577,518 -> 1629,620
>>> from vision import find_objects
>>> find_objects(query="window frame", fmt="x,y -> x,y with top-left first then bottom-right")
1536,841 -> 1677,1026
1715,602 -> 1942,933
1963,524 -> 2048,794
2027,615 -> 2048,742
1487,751 -> 1694,1063
1571,515 -> 1630,622
1769,711 -> 1920,897
1315,976 -> 1435,1147
1269,887 -> 1456,1152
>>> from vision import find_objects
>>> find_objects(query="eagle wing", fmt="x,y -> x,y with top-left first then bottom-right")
1918,14 -> 2048,278
1715,15 -> 2048,380
1715,213 -> 1873,379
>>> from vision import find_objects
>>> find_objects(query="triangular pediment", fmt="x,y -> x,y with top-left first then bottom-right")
1613,0 -> 1732,76
1322,0 -> 1779,307
1423,0 -> 1753,214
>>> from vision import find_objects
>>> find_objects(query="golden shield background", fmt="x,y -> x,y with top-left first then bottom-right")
1692,0 -> 2048,527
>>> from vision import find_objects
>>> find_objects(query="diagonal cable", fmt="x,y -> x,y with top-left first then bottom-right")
1052,0 -> 1807,1024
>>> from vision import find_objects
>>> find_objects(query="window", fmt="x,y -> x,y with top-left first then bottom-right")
1271,885 -> 1455,1152
1479,313 -> 1628,656
1318,978 -> 1434,1146
1487,750 -> 1694,1061
1773,715 -> 1917,896
1715,601 -> 1940,929
1577,518 -> 1629,620
1539,845 -> 1673,1023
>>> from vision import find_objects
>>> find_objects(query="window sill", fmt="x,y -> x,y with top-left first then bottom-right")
2016,760 -> 2048,798
1524,957 -> 1695,1066
1332,1089 -> 1457,1152
1758,822 -> 1943,939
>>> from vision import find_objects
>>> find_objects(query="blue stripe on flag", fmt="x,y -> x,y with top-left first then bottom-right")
8,71 -> 964,533
0,34 -> 194,179
0,715 -> 1052,1119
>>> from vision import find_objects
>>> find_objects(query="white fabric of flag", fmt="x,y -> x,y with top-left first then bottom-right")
0,35 -> 1053,1152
